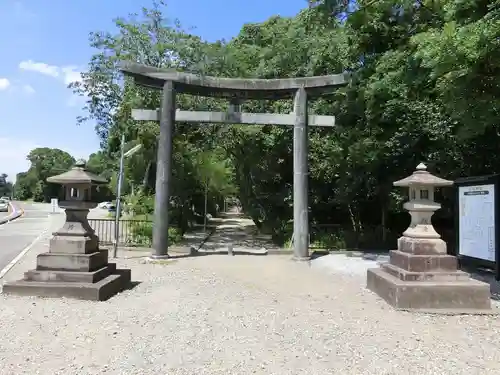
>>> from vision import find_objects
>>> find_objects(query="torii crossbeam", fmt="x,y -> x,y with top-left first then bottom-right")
120,61 -> 347,261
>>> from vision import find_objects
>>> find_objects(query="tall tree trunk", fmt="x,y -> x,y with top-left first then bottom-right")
348,203 -> 362,248
142,161 -> 151,192
381,206 -> 387,243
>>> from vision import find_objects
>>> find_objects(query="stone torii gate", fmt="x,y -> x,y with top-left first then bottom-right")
120,62 -> 347,261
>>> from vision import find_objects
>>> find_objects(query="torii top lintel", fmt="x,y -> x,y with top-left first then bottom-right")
120,62 -> 348,100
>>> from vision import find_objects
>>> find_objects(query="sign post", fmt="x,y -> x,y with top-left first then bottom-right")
50,198 -> 58,214
113,142 -> 143,258
455,175 -> 500,280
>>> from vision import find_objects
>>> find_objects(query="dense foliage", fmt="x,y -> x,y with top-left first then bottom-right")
61,0 -> 499,249
0,173 -> 13,198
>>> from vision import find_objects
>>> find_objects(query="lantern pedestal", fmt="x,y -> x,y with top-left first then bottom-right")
367,163 -> 492,313
367,235 -> 492,312
3,201 -> 131,301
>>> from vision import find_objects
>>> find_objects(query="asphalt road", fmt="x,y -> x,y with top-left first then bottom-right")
0,201 -> 53,274
0,202 -> 130,274
0,204 -> 10,220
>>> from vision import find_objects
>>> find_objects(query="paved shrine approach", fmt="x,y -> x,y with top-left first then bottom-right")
120,62 -> 347,260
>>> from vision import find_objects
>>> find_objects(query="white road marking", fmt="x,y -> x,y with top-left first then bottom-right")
0,229 -> 48,280
0,202 -> 54,280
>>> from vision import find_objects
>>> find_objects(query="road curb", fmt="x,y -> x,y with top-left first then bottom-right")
0,202 -> 24,225
196,227 -> 217,251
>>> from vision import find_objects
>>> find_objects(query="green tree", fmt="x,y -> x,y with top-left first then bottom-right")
14,148 -> 75,202
71,0 -> 500,250
0,173 -> 13,197
71,1 -> 233,234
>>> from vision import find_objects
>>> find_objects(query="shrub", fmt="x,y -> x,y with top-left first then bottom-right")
123,192 -> 155,216
283,225 -> 399,251
310,232 -> 347,250
128,217 -> 182,247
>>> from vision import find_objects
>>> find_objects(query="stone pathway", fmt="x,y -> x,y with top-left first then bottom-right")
195,213 -> 278,254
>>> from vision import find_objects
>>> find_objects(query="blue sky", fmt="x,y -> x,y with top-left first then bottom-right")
0,0 -> 306,181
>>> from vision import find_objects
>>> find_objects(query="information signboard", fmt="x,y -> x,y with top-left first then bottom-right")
458,184 -> 495,261
455,175 -> 500,280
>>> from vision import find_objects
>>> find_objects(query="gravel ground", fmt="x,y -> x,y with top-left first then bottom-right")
311,253 -> 386,277
1,253 -> 500,375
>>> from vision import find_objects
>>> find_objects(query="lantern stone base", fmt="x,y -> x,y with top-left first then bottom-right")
366,237 -> 492,313
2,249 -> 131,301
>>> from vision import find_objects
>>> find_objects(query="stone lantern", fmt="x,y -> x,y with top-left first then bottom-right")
3,160 -> 131,301
367,163 -> 492,313
49,159 -> 106,254
395,162 -> 451,251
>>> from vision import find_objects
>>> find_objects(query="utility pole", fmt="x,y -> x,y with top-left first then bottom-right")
113,139 -> 143,258
113,135 -> 125,258
203,180 -> 208,232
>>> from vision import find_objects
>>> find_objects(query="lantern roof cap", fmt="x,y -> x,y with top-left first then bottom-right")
46,159 -> 108,185
393,163 -> 453,187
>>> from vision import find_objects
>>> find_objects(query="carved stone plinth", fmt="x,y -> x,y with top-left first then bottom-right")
367,236 -> 492,313
3,206 -> 131,301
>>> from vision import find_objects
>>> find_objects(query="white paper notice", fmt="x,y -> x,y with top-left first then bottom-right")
458,184 -> 495,261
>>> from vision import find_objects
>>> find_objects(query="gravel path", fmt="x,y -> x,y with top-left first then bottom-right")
1,254 -> 500,374
1,216 -> 500,374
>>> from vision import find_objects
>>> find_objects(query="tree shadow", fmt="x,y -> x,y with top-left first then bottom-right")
174,251 -> 266,258
208,219 -> 247,227
124,249 -> 268,260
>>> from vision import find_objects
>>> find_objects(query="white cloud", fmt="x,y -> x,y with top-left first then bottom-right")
19,60 -> 83,85
19,60 -> 59,77
18,60 -> 83,105
0,78 -> 10,90
22,84 -> 35,95
61,66 -> 83,85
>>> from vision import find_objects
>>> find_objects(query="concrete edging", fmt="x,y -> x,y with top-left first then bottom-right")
116,247 -> 386,257
0,202 -> 23,225
115,227 -> 217,254
196,227 -> 217,251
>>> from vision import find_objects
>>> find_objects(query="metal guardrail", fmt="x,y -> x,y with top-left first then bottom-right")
89,218 -> 153,247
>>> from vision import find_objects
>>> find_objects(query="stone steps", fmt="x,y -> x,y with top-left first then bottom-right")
24,263 -> 117,283
3,270 -> 131,301
381,262 -> 470,282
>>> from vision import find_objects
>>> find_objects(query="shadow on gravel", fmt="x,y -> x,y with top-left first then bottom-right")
465,268 -> 500,301
170,249 -> 269,258
207,219 -> 244,227
123,250 -> 268,260
124,249 -> 334,260
309,251 -> 330,260
124,281 -> 141,291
